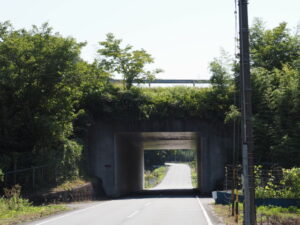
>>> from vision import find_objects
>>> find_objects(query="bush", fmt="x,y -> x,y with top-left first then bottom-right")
255,166 -> 300,199
85,86 -> 234,122
53,139 -> 83,182
1,185 -> 31,211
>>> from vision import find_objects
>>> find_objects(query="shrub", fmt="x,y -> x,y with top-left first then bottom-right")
255,166 -> 300,198
2,185 -> 31,210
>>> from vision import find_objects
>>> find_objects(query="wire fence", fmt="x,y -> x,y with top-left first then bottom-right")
224,164 -> 285,191
0,164 -> 57,193
224,164 -> 243,191
223,165 -> 300,224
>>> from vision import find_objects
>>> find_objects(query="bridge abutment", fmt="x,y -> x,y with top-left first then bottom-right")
87,119 -> 232,197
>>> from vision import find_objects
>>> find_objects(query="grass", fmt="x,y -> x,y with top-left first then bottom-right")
189,162 -> 198,188
144,165 -> 168,189
213,203 -> 300,225
0,184 -> 69,225
51,178 -> 88,192
0,197 -> 68,225
0,177 -> 96,225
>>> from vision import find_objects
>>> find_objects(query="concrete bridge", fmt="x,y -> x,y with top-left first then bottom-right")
87,119 -> 232,197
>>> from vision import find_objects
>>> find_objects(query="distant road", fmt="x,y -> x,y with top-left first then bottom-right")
151,163 -> 193,189
25,163 -> 221,225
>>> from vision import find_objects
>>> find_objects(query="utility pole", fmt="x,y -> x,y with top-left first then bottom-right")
238,0 -> 256,225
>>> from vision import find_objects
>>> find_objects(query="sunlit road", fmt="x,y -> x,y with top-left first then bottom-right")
151,163 -> 193,189
25,163 -> 221,225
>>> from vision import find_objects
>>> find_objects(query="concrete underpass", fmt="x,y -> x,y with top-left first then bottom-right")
87,119 -> 232,197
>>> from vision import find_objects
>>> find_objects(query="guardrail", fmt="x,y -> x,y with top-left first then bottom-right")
110,79 -> 210,87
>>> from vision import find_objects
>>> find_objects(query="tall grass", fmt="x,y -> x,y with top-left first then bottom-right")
0,185 -> 67,225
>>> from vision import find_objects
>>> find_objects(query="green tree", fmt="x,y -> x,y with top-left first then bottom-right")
249,19 -> 300,166
209,58 -> 232,90
250,18 -> 300,70
97,33 -> 162,90
208,56 -> 235,122
0,22 -> 87,179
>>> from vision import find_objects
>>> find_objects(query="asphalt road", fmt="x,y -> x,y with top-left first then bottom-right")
151,163 -> 193,190
25,163 -> 222,225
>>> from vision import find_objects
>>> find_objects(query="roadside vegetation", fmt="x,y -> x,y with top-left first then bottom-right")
214,203 -> 300,225
0,185 -> 67,225
254,166 -> 300,199
189,161 -> 198,188
50,178 -> 89,192
214,166 -> 300,224
144,166 -> 168,189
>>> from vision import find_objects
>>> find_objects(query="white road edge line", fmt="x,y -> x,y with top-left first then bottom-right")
196,196 -> 213,225
127,210 -> 139,218
34,201 -> 111,225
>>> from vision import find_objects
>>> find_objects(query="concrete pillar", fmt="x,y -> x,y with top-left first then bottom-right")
198,137 -> 212,194
114,133 -> 144,197
198,136 -> 227,194
88,123 -> 116,197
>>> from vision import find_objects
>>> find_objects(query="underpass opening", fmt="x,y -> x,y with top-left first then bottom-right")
88,119 -> 231,198
144,149 -> 197,190
114,132 -> 202,196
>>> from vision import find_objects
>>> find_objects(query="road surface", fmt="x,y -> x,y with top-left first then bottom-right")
25,163 -> 222,225
151,163 -> 193,189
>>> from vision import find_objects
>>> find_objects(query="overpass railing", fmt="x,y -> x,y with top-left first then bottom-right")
110,79 -> 210,87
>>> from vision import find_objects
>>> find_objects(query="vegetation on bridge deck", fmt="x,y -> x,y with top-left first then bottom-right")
0,19 -> 300,196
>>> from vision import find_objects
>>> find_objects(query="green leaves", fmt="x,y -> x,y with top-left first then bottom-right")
224,105 -> 241,124
255,166 -> 300,199
84,85 -> 234,122
250,19 -> 300,70
0,22 -> 86,153
249,20 -> 300,166
97,33 -> 162,89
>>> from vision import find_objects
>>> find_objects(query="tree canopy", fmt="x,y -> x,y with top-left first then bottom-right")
249,19 -> 300,166
97,33 -> 162,89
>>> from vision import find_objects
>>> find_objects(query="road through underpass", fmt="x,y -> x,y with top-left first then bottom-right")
151,163 -> 193,190
25,163 -> 221,225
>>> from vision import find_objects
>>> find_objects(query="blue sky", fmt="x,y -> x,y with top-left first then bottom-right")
0,0 -> 299,79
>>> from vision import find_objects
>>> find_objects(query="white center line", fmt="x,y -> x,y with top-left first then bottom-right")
196,196 -> 213,225
127,210 -> 139,218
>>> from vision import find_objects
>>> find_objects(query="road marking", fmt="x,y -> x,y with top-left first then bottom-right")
144,202 -> 152,207
127,210 -> 139,218
196,196 -> 213,225
34,201 -> 111,225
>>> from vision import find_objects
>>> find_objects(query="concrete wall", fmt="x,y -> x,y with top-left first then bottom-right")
115,133 -> 144,196
197,135 -> 230,194
87,119 -> 232,197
